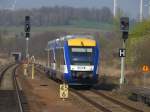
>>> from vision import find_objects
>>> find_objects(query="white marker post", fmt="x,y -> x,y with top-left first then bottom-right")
31,63 -> 34,79
31,56 -> 35,79
119,42 -> 126,86
26,37 -> 29,59
23,64 -> 28,76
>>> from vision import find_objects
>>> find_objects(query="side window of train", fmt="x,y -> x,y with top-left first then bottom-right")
49,50 -> 52,63
55,49 -> 60,69
59,48 -> 65,65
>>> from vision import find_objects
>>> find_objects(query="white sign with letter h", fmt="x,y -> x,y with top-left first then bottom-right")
119,49 -> 126,57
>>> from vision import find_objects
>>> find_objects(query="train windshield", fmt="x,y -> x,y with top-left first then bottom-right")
70,47 -> 93,65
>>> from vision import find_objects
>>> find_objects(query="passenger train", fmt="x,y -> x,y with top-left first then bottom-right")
46,35 -> 100,85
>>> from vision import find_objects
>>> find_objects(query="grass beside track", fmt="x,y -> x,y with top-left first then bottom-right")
0,25 -> 114,34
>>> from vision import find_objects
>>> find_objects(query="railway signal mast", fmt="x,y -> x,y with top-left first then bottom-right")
144,0 -> 150,17
119,17 -> 129,86
113,0 -> 117,17
148,0 -> 150,17
140,0 -> 143,22
24,16 -> 31,59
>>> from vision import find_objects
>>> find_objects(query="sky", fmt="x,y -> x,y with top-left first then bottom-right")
0,0 -> 149,19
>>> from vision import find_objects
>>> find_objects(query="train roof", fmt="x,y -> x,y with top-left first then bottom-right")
60,34 -> 94,40
48,35 -> 94,43
47,35 -> 95,49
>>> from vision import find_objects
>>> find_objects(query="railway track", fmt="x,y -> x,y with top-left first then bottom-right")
0,64 -> 15,85
0,64 -> 30,112
36,66 -> 112,112
71,89 -> 145,112
91,90 -> 144,112
36,65 -> 145,112
71,89 -> 113,112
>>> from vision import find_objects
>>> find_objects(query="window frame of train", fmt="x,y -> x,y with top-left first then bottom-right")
69,47 -> 93,65
55,47 -> 65,69
49,49 -> 55,64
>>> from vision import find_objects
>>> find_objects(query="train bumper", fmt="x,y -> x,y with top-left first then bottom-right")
65,78 -> 98,85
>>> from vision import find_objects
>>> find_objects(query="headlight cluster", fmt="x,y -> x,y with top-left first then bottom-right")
71,71 -> 93,79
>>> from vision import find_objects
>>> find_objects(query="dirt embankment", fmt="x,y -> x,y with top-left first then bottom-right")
0,53 -> 14,65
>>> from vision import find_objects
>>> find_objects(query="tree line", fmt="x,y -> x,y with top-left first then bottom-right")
0,6 -> 113,26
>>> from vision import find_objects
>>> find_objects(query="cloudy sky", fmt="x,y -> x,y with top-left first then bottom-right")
0,0 -> 149,19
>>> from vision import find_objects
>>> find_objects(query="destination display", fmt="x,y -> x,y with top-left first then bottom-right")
71,48 -> 92,52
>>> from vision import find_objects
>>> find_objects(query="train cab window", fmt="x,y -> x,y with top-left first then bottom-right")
70,47 -> 93,65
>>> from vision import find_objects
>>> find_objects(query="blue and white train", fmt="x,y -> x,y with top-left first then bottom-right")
46,35 -> 100,85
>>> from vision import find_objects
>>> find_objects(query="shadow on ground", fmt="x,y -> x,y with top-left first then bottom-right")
93,75 -> 119,91
93,83 -> 118,91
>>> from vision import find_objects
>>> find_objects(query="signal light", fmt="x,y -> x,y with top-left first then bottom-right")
25,16 -> 31,33
120,17 -> 129,32
25,24 -> 30,32
120,17 -> 129,41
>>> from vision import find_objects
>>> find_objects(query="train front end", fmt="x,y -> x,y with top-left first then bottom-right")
64,38 -> 99,85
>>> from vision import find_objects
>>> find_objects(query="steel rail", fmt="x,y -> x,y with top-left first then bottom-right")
91,90 -> 144,112
13,65 -> 24,112
71,89 -> 113,112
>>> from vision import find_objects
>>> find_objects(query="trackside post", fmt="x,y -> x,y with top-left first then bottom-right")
142,65 -> 150,87
31,56 -> 35,79
23,63 -> 28,76
59,83 -> 69,101
119,17 -> 129,87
